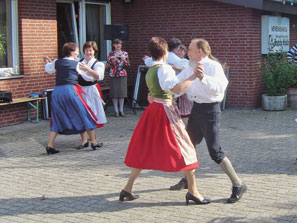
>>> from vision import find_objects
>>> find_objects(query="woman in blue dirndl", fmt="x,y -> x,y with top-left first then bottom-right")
43,42 -> 102,155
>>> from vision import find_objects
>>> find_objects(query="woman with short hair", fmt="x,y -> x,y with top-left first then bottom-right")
119,37 -> 210,205
44,42 -> 101,154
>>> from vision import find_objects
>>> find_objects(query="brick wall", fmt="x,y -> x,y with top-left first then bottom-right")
1,0 -> 297,127
0,0 -> 57,127
111,0 -> 297,108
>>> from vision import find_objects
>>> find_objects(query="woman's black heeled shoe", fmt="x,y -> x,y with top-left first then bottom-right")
185,192 -> 210,205
119,190 -> 139,201
91,142 -> 103,150
77,142 -> 89,150
45,146 -> 60,155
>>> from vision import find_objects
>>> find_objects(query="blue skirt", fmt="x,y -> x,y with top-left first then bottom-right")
50,84 -> 96,135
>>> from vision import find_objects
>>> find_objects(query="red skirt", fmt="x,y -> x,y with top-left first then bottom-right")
124,100 -> 198,172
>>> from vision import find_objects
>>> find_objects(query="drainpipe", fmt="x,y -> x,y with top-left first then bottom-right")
79,0 -> 86,54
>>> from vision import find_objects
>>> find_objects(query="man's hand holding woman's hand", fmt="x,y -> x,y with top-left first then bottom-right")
194,62 -> 204,80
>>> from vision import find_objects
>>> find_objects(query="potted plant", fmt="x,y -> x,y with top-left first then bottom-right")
0,33 -> 5,56
286,61 -> 297,108
261,53 -> 296,111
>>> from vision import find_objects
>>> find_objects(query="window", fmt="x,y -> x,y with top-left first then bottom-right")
0,0 -> 19,77
56,1 -> 111,61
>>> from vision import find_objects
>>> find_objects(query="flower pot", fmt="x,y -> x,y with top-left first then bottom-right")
287,88 -> 297,108
262,94 -> 287,111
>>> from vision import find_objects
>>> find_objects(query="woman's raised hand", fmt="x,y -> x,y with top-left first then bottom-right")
43,56 -> 51,64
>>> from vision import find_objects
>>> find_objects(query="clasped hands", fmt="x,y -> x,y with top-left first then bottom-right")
194,62 -> 204,80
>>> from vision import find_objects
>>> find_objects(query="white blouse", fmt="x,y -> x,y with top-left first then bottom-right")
144,52 -> 186,70
152,60 -> 179,94
79,57 -> 105,82
45,57 -> 83,75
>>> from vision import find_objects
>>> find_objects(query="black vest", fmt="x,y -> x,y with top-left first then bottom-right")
55,59 -> 78,86
77,59 -> 99,86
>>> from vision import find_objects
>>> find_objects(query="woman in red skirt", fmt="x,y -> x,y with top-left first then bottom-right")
119,37 -> 210,205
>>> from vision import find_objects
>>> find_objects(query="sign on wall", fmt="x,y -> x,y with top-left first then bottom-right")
261,16 -> 290,54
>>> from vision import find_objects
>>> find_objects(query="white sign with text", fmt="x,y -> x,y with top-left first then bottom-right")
261,16 -> 290,54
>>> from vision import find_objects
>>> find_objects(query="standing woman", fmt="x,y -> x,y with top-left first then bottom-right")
44,42 -> 101,155
106,39 -> 130,117
119,37 -> 210,205
77,41 -> 107,150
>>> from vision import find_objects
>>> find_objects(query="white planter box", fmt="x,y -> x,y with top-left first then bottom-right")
262,94 -> 287,111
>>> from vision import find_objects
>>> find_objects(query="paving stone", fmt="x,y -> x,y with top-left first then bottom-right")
0,109 -> 297,222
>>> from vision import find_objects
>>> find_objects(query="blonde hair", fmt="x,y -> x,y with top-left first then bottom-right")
192,38 -> 217,61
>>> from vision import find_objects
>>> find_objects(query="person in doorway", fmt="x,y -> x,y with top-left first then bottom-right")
43,42 -> 101,155
170,38 -> 247,204
106,39 -> 130,117
119,37 -> 210,205
77,41 -> 107,150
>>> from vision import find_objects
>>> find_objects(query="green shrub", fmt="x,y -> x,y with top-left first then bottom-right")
0,33 -> 6,56
262,53 -> 297,96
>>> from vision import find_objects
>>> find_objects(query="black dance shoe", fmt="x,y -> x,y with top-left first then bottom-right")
76,142 -> 89,150
169,178 -> 188,190
185,192 -> 211,205
227,183 -> 247,203
45,146 -> 60,155
119,190 -> 139,201
91,142 -> 103,150
119,111 -> 126,117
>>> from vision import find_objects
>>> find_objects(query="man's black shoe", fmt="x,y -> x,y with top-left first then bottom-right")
169,178 -> 188,190
227,183 -> 247,203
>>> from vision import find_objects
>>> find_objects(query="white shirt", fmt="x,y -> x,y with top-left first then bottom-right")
177,56 -> 228,103
80,57 -> 105,82
45,57 -> 83,75
144,52 -> 187,71
151,60 -> 179,94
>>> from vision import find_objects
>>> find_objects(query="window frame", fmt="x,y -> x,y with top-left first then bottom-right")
0,0 -> 20,79
57,0 -> 111,62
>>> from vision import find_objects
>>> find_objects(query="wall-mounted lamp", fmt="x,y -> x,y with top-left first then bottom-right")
122,0 -> 134,4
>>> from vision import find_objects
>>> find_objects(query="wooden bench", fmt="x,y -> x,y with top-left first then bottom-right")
0,97 -> 45,123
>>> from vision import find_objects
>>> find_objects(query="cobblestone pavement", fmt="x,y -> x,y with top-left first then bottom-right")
0,108 -> 297,223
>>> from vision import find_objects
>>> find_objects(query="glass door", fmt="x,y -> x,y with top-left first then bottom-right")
56,2 -> 78,58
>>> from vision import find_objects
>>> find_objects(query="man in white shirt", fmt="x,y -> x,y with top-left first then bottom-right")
143,38 -> 186,74
170,39 -> 247,204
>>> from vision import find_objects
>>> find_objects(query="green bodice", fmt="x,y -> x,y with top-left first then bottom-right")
145,65 -> 173,99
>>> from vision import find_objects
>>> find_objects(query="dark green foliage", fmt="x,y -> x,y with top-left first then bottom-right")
262,53 -> 297,96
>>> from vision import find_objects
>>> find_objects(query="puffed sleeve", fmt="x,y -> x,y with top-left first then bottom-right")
144,57 -> 154,67
158,64 -> 179,92
45,59 -> 57,74
93,62 -> 105,81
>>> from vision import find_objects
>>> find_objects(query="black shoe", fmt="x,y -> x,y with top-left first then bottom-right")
76,142 -> 89,150
119,111 -> 126,117
170,178 -> 188,190
119,190 -> 139,201
91,142 -> 103,150
114,112 -> 119,117
227,183 -> 247,203
185,192 -> 211,205
45,146 -> 59,155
